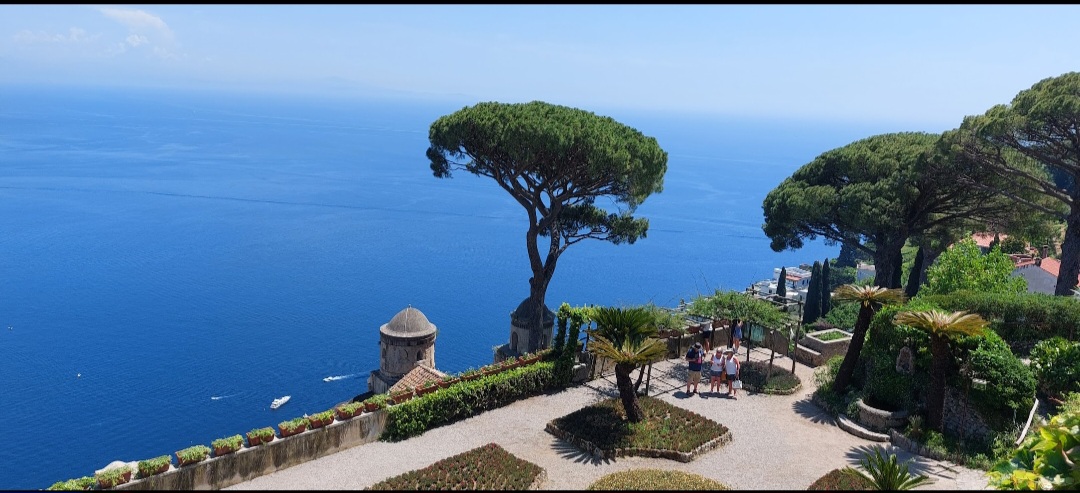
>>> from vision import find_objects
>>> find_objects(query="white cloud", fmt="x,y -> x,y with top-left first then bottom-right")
13,27 -> 98,45
125,34 -> 148,47
98,7 -> 173,39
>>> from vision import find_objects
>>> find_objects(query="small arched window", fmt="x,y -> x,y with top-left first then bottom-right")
417,350 -> 424,362
511,332 -> 519,352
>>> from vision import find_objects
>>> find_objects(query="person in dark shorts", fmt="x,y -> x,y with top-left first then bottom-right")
685,342 -> 704,394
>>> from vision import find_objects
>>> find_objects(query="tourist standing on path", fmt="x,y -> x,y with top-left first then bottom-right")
732,319 -> 744,351
709,348 -> 726,393
685,342 -> 704,394
723,348 -> 741,399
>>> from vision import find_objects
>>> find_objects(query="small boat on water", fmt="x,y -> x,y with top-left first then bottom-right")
271,395 -> 291,409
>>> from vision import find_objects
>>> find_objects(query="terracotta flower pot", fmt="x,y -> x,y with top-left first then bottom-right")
363,401 -> 380,413
214,445 -> 239,457
335,407 -> 357,420
278,423 -> 306,438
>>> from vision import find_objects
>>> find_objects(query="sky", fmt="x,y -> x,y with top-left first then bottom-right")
2,4 -> 1080,130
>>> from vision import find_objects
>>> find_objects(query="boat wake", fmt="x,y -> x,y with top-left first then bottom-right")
211,394 -> 236,401
323,374 -> 356,382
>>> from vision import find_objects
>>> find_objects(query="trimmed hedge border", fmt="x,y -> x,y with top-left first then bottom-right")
544,422 -> 732,462
742,381 -> 803,396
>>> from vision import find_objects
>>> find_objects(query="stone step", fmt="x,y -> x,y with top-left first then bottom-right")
836,415 -> 891,442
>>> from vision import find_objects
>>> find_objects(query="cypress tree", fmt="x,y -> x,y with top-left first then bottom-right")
802,261 -> 822,324
776,267 -> 788,299
820,258 -> 831,317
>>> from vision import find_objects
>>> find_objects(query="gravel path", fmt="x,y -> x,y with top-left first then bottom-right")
226,349 -> 992,490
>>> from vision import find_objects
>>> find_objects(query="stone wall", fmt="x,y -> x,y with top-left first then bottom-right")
116,410 -> 387,491
941,385 -> 992,443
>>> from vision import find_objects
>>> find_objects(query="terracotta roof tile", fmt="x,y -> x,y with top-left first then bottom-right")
388,364 -> 447,394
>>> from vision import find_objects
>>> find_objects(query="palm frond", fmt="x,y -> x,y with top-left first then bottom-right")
589,333 -> 667,365
894,309 -> 988,339
832,284 -> 907,307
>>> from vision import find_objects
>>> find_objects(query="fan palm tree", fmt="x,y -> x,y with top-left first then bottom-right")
844,446 -> 933,490
894,309 -> 987,431
831,284 -> 907,394
587,306 -> 667,423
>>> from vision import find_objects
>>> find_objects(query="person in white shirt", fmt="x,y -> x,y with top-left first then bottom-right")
709,348 -> 726,393
722,348 -> 741,399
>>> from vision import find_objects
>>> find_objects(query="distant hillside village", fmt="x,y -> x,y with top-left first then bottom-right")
748,232 -> 1079,303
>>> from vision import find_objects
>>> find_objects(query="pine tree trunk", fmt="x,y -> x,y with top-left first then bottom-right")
1055,207 -> 1080,296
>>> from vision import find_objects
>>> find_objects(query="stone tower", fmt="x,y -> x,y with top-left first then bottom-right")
367,305 -> 437,394
495,297 -> 555,362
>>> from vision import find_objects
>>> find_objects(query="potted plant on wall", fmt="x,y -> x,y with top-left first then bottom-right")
364,393 -> 389,412
95,465 -> 133,489
175,445 -> 211,467
307,410 -> 334,429
278,416 -> 309,437
246,426 -> 275,446
416,379 -> 438,396
438,374 -> 458,388
46,476 -> 97,491
389,387 -> 414,404
335,401 -> 364,420
211,434 -> 243,457
460,367 -> 481,381
137,455 -> 172,478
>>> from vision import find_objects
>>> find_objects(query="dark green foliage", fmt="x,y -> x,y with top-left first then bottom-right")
824,300 -> 859,330
862,303 -> 935,413
803,261 -> 822,324
366,443 -> 542,490
776,266 -> 788,299
549,396 -> 727,455
47,476 -> 97,491
427,101 -> 668,328
1000,236 -> 1027,254
958,71 -> 1080,296
807,468 -> 874,490
763,131 -> 1024,290
820,258 -> 832,317
920,290 -> 1080,349
739,360 -> 801,392
955,331 -> 1036,431
552,314 -> 567,356
1030,337 -> 1080,399
854,446 -> 932,490
381,362 -> 560,442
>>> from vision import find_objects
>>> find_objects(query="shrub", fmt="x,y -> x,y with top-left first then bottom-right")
852,446 -> 932,490
920,290 -> 1080,350
588,469 -> 729,490
175,445 -> 210,465
95,465 -> 133,489
366,443 -> 542,490
824,301 -> 859,330
381,361 -> 560,442
46,476 -> 97,491
807,468 -> 874,490
739,360 -> 801,392
548,396 -> 728,456
1030,337 -> 1080,400
958,331 -> 1036,430
987,406 -> 1080,489
137,455 -> 172,478
211,434 -> 243,451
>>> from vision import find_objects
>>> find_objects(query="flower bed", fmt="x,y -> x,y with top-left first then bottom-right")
738,360 -> 802,395
546,396 -> 730,462
365,443 -> 544,490
807,467 -> 873,490
587,469 -> 729,490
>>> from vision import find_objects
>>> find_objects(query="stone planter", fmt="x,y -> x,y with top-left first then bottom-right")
799,329 -> 853,365
856,398 -> 909,433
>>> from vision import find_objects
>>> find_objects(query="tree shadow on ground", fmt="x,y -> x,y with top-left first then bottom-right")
549,434 -> 614,465
791,397 -> 836,425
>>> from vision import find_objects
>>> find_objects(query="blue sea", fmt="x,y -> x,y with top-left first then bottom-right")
0,85 -> 886,489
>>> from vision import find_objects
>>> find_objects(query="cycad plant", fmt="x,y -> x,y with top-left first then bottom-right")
894,309 -> 987,431
830,284 -> 906,394
844,446 -> 933,490
587,306 -> 666,423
